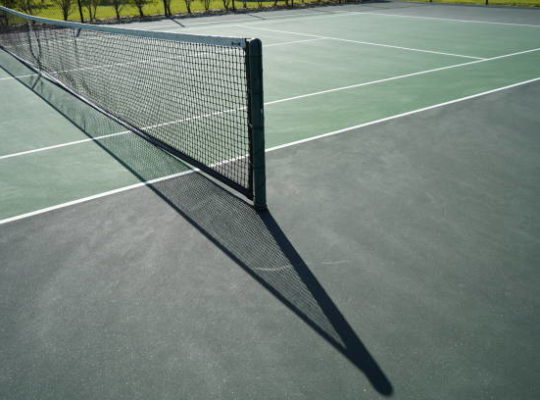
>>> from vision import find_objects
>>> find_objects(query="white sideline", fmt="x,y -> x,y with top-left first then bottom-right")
266,76 -> 540,152
1,75 -> 539,225
0,170 -> 197,226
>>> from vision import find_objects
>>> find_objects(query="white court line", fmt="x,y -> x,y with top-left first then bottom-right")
0,15 -> 529,90
267,76 -> 540,152
0,169 -> 197,226
152,13 -> 332,30
1,75 -> 539,225
0,105 -> 245,160
144,9 -> 359,32
149,5 -> 540,32
244,25 -> 485,60
265,37 -> 325,47
0,37 -> 326,85
0,72 -> 36,81
266,46 -> 540,105
0,131 -> 131,161
1,46 -> 539,161
359,11 -> 540,29
257,6 -> 540,29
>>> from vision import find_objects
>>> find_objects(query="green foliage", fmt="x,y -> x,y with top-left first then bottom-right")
130,0 -> 150,17
0,0 -> 19,8
14,0 -> 43,14
162,0 -> 171,16
4,0 -> 538,23
98,0 -> 129,20
81,0 -> 101,21
51,0 -> 72,19
112,0 -> 129,19
184,0 -> 193,13
200,0 -> 211,11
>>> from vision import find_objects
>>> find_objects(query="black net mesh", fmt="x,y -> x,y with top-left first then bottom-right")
0,8 -> 254,198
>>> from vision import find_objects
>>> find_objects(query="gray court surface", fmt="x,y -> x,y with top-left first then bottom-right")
1,2 -> 540,399
2,79 -> 540,400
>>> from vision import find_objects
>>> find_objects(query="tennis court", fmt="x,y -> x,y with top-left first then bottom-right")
1,2 -> 540,399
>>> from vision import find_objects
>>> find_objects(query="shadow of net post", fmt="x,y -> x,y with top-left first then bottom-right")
0,56 -> 393,396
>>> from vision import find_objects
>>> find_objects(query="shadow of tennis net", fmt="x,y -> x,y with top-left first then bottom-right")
0,52 -> 393,396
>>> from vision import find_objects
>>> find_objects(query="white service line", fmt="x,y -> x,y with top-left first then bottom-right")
243,25 -> 486,60
2,46 -> 539,161
0,37 -> 327,85
265,37 -> 326,47
0,72 -> 37,81
1,75 -> 539,226
0,105 -> 244,160
0,52 -> 166,85
0,131 -> 131,161
265,46 -> 540,105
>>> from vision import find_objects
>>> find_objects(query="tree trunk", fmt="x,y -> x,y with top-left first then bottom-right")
162,0 -> 170,17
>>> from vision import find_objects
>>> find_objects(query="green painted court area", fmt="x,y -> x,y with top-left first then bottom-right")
1,2 -> 540,399
2,4 -> 540,218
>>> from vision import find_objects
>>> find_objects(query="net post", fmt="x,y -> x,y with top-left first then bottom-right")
246,38 -> 267,211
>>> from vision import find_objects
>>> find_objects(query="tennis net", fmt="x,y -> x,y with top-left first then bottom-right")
0,6 -> 266,209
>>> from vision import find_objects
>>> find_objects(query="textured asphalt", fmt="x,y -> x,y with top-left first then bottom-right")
1,2 -> 540,399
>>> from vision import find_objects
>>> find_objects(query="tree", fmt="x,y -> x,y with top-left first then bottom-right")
16,0 -> 39,14
183,0 -> 192,14
0,0 -> 17,27
0,0 -> 18,9
51,0 -> 73,20
130,0 -> 149,17
110,0 -> 129,20
200,0 -> 210,11
98,0 -> 128,21
81,0 -> 99,21
221,0 -> 231,10
162,0 -> 171,17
